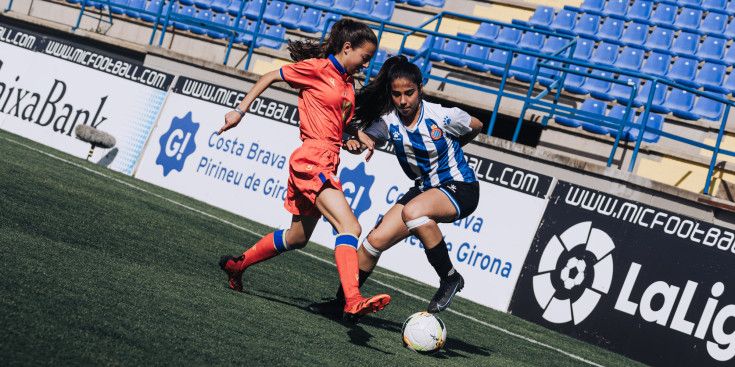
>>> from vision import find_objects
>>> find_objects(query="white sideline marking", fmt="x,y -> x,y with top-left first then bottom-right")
5,136 -> 604,367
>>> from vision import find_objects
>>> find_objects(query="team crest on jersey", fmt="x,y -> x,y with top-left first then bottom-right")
430,124 -> 443,140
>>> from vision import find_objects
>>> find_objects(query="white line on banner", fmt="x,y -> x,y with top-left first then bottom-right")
3,136 -> 604,367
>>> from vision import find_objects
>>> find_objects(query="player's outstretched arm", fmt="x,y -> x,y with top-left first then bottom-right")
218,70 -> 283,135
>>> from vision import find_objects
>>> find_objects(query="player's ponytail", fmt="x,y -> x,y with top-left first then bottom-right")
353,55 -> 424,129
287,19 -> 377,62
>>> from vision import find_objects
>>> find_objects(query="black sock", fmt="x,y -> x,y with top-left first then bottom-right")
335,269 -> 372,300
425,239 -> 455,280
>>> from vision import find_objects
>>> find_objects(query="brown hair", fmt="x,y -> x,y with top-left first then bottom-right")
287,19 -> 378,62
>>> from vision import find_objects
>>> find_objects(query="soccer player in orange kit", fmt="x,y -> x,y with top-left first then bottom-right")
218,19 -> 390,320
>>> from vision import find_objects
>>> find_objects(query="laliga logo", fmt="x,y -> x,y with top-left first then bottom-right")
156,112 -> 199,176
533,221 -> 614,325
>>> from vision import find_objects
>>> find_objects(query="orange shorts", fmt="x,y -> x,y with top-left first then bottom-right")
284,139 -> 343,217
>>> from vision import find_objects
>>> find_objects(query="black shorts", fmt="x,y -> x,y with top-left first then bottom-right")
397,181 -> 480,221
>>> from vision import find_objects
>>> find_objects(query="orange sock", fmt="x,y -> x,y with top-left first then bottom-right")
240,230 -> 291,271
334,234 -> 361,303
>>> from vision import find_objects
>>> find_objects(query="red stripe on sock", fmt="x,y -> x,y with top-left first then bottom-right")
335,245 -> 362,302
240,232 -> 280,270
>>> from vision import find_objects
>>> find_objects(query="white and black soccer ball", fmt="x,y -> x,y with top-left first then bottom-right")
401,312 -> 446,354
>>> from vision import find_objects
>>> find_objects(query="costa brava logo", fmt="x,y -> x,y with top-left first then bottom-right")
532,221 -> 615,325
156,112 -> 199,176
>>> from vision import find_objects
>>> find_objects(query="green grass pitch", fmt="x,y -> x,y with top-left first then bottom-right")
0,129 -> 646,366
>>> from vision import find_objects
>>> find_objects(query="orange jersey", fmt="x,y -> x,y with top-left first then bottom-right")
280,55 -> 355,148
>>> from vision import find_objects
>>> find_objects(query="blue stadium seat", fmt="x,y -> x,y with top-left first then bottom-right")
407,0 -> 425,5
363,49 -> 387,76
615,46 -> 645,71
723,44 -> 735,66
371,0 -> 395,20
549,8 -> 578,34
723,73 -> 735,95
572,38 -> 595,61
537,59 -> 563,86
404,35 -> 446,61
352,0 -> 374,16
699,11 -> 728,36
562,65 -> 590,95
642,26 -> 674,52
189,8 -> 213,35
640,52 -> 671,79
226,0 -> 246,15
674,7 -> 703,32
418,0 -> 444,7
609,75 -> 641,104
470,22 -> 501,43
602,105 -> 636,138
298,8 -> 322,32
334,0 -> 354,11
496,27 -> 522,47
695,36 -> 727,62
634,81 -> 668,111
589,42 -> 620,65
210,0 -> 229,12
695,62 -> 728,92
139,0 -> 168,22
666,57 -> 698,85
411,58 -> 433,84
664,88 -> 698,119
678,0 -> 703,7
628,0 -> 653,23
280,4 -> 304,29
528,6 -> 555,29
598,18 -> 625,44
602,0 -> 630,19
579,0 -> 605,15
518,31 -> 546,51
235,18 -> 256,44
464,44 -> 492,72
443,39 -> 468,67
173,5 -> 197,31
620,22 -> 650,46
572,13 -> 601,40
124,0 -> 146,18
727,0 -> 735,15
556,98 -> 607,128
541,36 -> 571,56
690,93 -> 726,120
487,48 -> 513,76
244,0 -> 265,20
255,24 -> 285,49
725,19 -> 735,39
650,4 -> 677,27
109,0 -> 129,15
702,0 -> 728,12
669,31 -> 700,56
194,0 -> 212,10
208,12 -> 232,38
262,0 -> 285,24
584,69 -> 615,100
509,55 -> 539,83
626,113 -> 663,143
314,0 -> 335,6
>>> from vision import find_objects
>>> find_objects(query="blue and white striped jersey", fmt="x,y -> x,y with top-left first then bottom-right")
365,101 -> 477,190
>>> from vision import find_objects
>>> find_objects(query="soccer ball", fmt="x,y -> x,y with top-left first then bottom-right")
401,312 -> 446,354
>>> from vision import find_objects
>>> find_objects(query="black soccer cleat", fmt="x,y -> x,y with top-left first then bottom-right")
427,273 -> 464,313
307,298 -> 346,319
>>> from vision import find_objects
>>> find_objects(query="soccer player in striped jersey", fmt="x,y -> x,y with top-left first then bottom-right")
218,19 -> 390,321
309,55 -> 483,317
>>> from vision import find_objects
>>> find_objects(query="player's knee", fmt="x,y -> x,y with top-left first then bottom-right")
285,231 -> 309,249
401,203 -> 426,224
342,222 -> 362,239
366,231 -> 391,251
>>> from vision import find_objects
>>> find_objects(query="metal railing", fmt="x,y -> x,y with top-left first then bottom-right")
9,0 -> 735,194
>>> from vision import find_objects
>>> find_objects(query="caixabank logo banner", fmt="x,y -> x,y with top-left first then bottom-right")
509,181 -> 735,366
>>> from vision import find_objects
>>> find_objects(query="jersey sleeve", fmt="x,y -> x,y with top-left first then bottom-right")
280,59 -> 319,90
442,107 -> 473,137
363,118 -> 390,141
